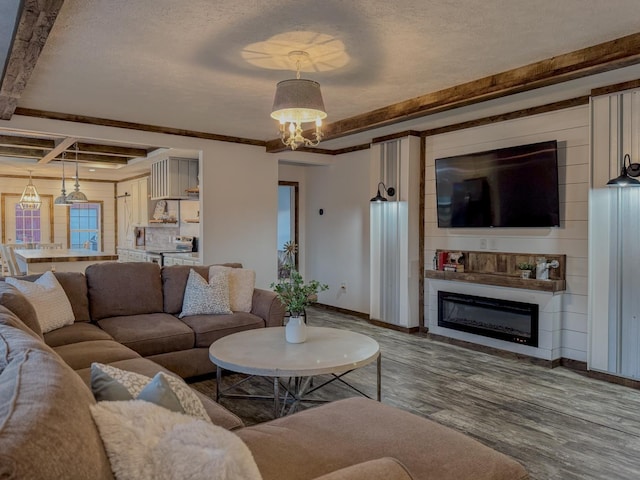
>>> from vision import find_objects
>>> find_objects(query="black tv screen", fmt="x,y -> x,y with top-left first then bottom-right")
435,140 -> 560,228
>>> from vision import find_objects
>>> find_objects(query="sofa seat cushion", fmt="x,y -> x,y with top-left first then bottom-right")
44,322 -> 113,348
53,339 -> 140,370
180,312 -> 265,347
76,356 -> 245,430
313,458 -> 414,480
0,317 -> 114,479
97,313 -> 195,357
236,397 -> 529,480
86,262 -> 164,320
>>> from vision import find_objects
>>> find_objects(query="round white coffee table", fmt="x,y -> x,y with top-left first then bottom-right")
209,326 -> 381,417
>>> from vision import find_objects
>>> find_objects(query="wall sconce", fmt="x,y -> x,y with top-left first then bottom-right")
370,182 -> 396,202
607,153 -> 640,187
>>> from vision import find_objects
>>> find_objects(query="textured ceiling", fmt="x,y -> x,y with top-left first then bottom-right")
2,0 -> 640,179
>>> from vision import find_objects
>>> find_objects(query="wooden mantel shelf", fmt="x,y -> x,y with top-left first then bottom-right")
425,270 -> 566,293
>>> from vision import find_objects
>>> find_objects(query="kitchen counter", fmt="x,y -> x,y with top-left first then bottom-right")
14,248 -> 118,274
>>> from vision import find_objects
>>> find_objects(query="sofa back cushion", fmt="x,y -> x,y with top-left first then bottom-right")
0,282 -> 42,338
162,264 -> 242,314
86,262 -> 163,320
0,308 -> 114,479
20,271 -> 91,322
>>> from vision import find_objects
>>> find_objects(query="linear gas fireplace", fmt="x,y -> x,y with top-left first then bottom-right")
438,291 -> 538,347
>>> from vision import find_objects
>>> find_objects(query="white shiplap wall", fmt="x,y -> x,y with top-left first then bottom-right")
424,105 -> 590,361
0,176 -> 117,253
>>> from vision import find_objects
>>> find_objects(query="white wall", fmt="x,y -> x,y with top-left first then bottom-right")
0,176 -> 116,252
302,149 -> 372,314
424,105 -> 590,361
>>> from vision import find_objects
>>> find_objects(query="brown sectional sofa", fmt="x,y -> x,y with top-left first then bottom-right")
0,262 -> 529,480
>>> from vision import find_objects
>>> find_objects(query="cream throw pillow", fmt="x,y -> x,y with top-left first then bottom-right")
90,400 -> 262,480
6,271 -> 75,333
209,266 -> 255,312
180,269 -> 232,318
91,363 -> 210,422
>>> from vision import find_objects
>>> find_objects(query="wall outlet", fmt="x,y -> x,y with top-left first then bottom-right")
480,238 -> 487,249
489,238 -> 497,250
340,282 -> 347,291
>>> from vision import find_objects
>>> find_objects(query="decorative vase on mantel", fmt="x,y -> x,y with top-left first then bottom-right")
285,316 -> 307,343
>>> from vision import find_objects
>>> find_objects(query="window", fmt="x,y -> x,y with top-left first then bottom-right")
69,203 -> 101,250
15,205 -> 41,244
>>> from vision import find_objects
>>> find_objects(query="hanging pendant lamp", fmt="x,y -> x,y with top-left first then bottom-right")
66,142 -> 88,203
270,51 -> 327,150
18,170 -> 42,210
54,152 -> 72,206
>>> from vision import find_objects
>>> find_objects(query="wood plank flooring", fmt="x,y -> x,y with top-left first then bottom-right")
190,307 -> 640,480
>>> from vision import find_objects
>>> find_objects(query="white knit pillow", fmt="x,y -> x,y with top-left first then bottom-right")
91,363 -> 210,422
210,266 -> 255,312
90,400 -> 262,480
179,268 -> 232,318
6,271 -> 75,333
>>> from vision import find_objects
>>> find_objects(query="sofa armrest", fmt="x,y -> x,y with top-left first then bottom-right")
312,458 -> 414,480
251,288 -> 285,327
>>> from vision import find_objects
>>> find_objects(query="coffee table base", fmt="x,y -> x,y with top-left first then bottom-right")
215,354 -> 381,418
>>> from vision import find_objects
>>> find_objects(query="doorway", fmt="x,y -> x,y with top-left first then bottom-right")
277,181 -> 299,278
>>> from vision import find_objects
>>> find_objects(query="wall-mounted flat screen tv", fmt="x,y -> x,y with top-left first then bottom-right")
435,140 -> 560,228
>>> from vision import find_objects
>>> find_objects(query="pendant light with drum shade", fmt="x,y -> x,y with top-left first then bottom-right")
270,51 -> 327,150
54,152 -> 72,206
66,142 -> 88,203
18,170 -> 41,210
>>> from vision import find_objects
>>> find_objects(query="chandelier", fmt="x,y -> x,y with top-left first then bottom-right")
270,51 -> 327,150
18,170 -> 41,210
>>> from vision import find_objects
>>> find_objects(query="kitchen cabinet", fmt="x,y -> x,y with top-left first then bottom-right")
163,253 -> 201,266
150,157 -> 198,200
131,177 -> 149,227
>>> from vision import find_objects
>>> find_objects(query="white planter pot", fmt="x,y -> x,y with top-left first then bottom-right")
286,316 -> 307,343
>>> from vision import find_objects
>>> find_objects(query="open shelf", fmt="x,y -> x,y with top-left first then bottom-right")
425,270 -> 565,293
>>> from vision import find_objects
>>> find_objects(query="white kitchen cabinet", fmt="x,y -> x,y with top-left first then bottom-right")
117,248 -> 129,262
150,157 -> 198,200
132,177 -> 149,227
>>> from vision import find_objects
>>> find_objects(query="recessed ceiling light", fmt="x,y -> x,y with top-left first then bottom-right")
89,168 -> 95,172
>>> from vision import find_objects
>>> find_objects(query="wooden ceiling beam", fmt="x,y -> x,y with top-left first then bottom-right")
0,145 -> 47,158
52,153 -> 129,165
266,31 -> 640,152
0,0 -> 65,119
0,134 -> 54,149
75,142 -> 148,158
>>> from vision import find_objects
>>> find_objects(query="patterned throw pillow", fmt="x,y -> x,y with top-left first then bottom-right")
179,268 -> 232,318
90,363 -> 210,422
6,271 -> 75,333
210,266 -> 255,313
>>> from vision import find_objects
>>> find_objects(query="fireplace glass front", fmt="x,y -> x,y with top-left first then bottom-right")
437,291 -> 538,347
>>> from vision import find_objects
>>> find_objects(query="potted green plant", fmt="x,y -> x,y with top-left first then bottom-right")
517,262 -> 536,279
271,242 -> 328,343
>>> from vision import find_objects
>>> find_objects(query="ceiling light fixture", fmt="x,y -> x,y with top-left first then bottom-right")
271,50 -> 327,150
370,182 -> 396,202
54,152 -> 72,206
607,153 -> 640,187
66,142 -> 88,203
18,170 -> 41,210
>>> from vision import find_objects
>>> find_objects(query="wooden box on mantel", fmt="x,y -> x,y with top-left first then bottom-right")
426,250 -> 566,293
